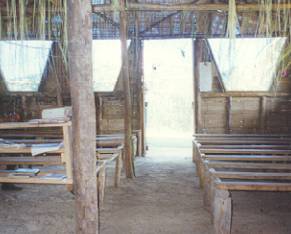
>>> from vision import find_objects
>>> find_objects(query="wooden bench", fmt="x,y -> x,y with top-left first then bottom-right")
208,166 -> 291,234
193,134 -> 291,234
97,133 -> 138,157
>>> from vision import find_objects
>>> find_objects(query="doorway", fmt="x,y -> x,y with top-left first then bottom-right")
143,39 -> 193,157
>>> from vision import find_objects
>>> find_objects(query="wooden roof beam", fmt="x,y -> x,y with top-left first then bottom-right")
92,3 -> 291,12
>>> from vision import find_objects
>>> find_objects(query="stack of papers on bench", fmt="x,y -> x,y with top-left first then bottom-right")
8,168 -> 40,178
40,174 -> 67,180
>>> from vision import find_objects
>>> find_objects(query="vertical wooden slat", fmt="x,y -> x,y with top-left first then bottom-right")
21,96 -> 27,120
96,95 -> 102,135
119,0 -> 134,178
67,1 -> 98,233
260,96 -> 267,133
226,96 -> 232,133
62,124 -> 73,192
62,125 -> 73,179
194,38 -> 203,133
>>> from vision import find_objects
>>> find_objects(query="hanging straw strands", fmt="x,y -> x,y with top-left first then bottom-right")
0,0 -> 68,59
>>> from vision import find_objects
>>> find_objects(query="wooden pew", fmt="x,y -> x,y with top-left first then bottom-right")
193,134 -> 291,234
208,166 -> 291,234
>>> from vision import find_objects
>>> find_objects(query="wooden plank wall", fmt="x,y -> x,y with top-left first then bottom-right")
0,91 -> 141,133
197,39 -> 291,134
96,92 -> 140,134
0,94 -> 59,122
199,93 -> 291,134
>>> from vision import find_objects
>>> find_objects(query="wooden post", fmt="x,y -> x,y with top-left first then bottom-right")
114,153 -> 123,187
21,96 -> 27,120
134,16 -> 145,156
62,124 -> 73,191
119,0 -> 135,178
213,188 -> 232,234
67,1 -> 98,233
194,38 -> 203,133
98,165 -> 106,206
139,41 -> 146,156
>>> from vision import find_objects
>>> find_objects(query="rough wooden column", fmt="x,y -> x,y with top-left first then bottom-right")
213,188 -> 232,234
137,39 -> 146,156
119,0 -> 135,178
67,1 -> 98,233
194,38 -> 203,133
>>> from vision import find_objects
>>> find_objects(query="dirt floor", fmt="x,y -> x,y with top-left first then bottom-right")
1,147 -> 291,234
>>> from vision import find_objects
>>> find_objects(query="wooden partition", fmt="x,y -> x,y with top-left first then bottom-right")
96,93 -> 140,134
197,92 -> 291,134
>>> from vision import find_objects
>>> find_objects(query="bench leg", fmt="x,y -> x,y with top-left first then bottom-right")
192,142 -> 197,163
198,156 -> 205,189
204,168 -> 217,215
114,154 -> 123,188
98,166 -> 106,207
194,145 -> 204,188
66,184 -> 74,193
203,165 -> 211,210
213,189 -> 232,234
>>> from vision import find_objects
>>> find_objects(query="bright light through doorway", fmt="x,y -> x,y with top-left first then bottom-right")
144,39 -> 193,148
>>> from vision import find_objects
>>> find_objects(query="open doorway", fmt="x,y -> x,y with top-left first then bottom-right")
144,39 -> 193,157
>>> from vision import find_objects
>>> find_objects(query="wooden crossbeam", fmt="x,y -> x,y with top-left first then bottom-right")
211,171 -> 291,180
200,148 -> 291,154
200,144 -> 291,149
205,161 -> 291,170
0,177 -> 72,185
0,156 -> 61,165
194,133 -> 291,137
194,139 -> 291,144
0,121 -> 71,129
216,181 -> 291,191
203,155 -> 291,161
92,3 -> 291,12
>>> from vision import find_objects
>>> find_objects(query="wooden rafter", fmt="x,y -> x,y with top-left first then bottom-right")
94,12 -> 120,28
205,39 -> 226,92
139,11 -> 180,35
